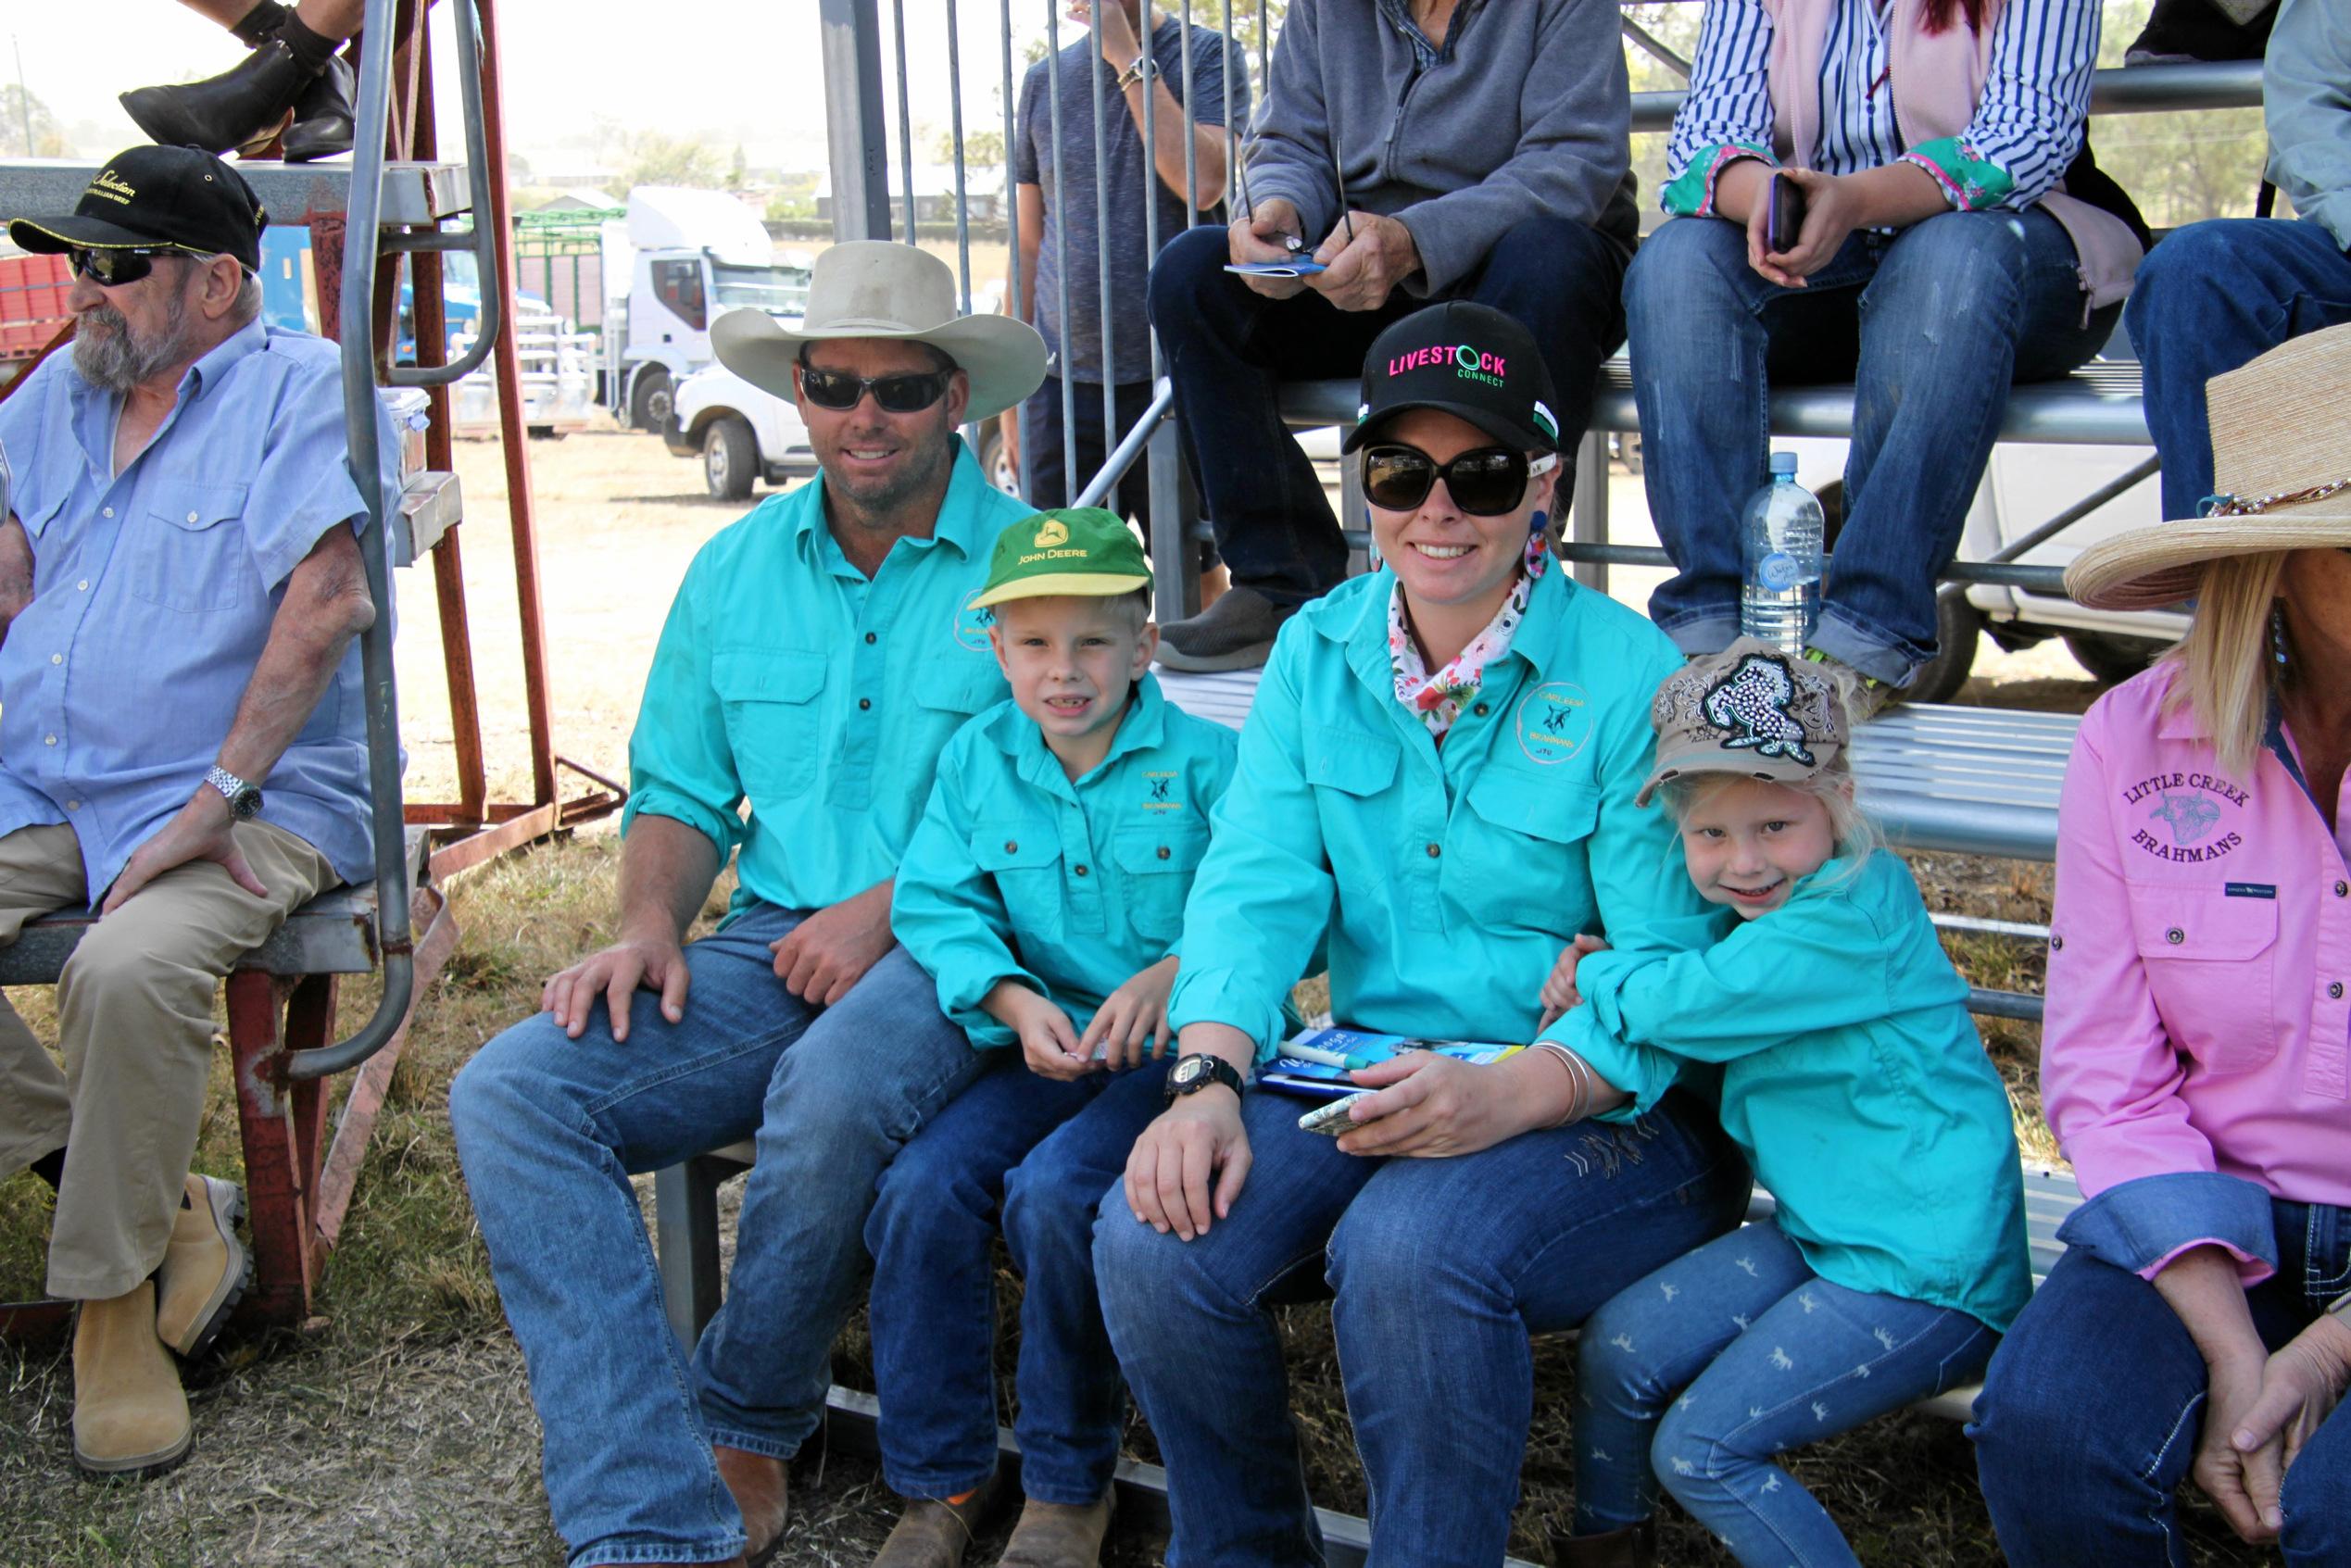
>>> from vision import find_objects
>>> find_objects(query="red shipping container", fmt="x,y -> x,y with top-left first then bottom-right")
0,254 -> 75,359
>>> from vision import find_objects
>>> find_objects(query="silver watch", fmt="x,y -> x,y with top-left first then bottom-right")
2329,1290 -> 2351,1325
204,764 -> 263,821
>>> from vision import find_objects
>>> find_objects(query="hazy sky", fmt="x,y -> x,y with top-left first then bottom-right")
11,2 -> 1086,171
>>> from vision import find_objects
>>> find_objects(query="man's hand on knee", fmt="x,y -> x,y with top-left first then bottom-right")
768,880 -> 895,1006
99,787 -> 267,916
542,933 -> 690,1042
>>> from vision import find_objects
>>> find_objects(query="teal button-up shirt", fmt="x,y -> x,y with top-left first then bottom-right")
893,673 -> 1238,1047
1167,566 -> 1705,1060
622,440 -> 1034,917
1561,852 -> 2033,1330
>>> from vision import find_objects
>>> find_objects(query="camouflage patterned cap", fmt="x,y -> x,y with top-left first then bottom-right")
1636,638 -> 1849,807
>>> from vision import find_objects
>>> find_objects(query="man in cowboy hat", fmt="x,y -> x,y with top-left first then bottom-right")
0,144 -> 392,1479
450,241 -> 1046,1568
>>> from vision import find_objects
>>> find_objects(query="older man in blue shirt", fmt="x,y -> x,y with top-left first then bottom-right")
0,145 -> 390,1480
449,243 -> 1045,1568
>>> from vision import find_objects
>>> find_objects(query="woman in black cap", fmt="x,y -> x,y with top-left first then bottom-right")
1094,300 -> 1748,1568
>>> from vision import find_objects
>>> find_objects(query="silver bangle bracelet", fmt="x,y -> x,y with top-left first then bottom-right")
1529,1041 -> 1589,1129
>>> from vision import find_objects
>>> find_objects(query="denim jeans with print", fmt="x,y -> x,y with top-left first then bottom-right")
1572,1220 -> 1995,1568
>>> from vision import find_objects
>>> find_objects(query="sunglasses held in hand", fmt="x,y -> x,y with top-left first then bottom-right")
1360,445 -> 1558,515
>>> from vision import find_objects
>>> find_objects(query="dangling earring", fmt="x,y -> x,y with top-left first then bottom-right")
2270,604 -> 2291,671
1525,508 -> 1551,576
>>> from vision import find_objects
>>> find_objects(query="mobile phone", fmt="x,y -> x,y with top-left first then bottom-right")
1299,1096 -> 1373,1136
1766,171 -> 1806,254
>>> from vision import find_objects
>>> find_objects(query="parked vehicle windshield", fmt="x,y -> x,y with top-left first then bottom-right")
711,262 -> 811,319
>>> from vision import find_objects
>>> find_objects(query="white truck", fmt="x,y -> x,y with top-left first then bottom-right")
668,361 -> 1020,502
599,186 -> 813,433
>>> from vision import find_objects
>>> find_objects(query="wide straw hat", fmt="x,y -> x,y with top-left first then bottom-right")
2068,324 -> 2351,611
710,240 -> 1046,422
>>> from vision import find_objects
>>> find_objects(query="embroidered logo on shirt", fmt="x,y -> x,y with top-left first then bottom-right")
2122,770 -> 2248,862
1702,655 -> 1815,766
1142,770 -> 1181,811
953,588 -> 996,652
1515,681 -> 1593,765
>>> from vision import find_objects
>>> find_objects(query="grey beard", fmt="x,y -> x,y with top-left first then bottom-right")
72,289 -> 196,394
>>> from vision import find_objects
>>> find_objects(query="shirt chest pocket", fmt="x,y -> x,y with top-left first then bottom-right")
125,483 -> 253,613
1448,769 -> 1600,932
902,659 -> 1006,771
1114,820 -> 1209,945
974,826 -> 1066,939
1303,722 -> 1402,895
713,647 -> 827,802
2126,881 -> 2282,1074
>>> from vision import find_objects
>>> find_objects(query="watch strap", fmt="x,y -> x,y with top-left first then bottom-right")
1164,1051 -> 1246,1104
1115,53 -> 1147,88
204,764 -> 260,819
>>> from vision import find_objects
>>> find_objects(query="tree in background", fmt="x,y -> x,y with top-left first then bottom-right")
622,132 -> 727,190
0,84 -> 69,159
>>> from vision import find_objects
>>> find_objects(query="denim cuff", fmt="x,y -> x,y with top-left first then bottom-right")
2056,1173 -> 2280,1285
1804,607 -> 1917,688
1653,610 -> 1741,660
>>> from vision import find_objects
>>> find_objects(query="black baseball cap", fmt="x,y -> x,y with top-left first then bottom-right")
1341,299 -> 1561,456
7,145 -> 267,273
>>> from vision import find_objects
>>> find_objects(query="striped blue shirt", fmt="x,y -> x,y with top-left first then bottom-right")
1663,0 -> 2098,215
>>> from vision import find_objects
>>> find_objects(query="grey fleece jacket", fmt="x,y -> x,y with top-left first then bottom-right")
1241,0 -> 1639,297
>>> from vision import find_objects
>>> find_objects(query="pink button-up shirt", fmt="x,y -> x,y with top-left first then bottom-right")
2043,664 -> 2351,1282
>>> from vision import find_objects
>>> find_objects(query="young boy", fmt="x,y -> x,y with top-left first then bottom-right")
872,508 -> 1239,1568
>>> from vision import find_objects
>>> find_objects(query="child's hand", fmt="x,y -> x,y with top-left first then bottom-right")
1081,956 -> 1180,1072
993,984 -> 1091,1080
1538,934 -> 1610,1032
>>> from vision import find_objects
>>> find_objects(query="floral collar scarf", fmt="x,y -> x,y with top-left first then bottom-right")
1388,532 -> 1550,738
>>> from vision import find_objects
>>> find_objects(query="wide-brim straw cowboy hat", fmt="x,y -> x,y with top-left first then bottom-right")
2068,324 -> 2351,611
711,240 -> 1047,423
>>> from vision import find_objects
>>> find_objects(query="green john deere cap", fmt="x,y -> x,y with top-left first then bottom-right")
973,508 -> 1152,608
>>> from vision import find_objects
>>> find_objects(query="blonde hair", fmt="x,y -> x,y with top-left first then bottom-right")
1657,766 -> 1880,885
2158,552 -> 2288,778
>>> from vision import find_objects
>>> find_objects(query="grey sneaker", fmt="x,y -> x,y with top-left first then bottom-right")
1155,586 -> 1293,672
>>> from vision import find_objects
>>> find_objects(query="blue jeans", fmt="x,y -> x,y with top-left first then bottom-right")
1571,1221 -> 1996,1567
1626,209 -> 2116,685
865,1056 -> 1166,1505
1148,215 -> 1628,607
1021,374 -> 1159,534
1095,1088 -> 1749,1568
2125,217 -> 2351,521
1971,1197 -> 2351,1567
448,902 -> 986,1568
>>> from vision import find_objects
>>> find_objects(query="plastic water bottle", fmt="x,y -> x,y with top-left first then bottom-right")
1740,451 -> 1823,657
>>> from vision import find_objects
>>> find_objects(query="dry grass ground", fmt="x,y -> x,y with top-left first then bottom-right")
0,429 -> 2272,1566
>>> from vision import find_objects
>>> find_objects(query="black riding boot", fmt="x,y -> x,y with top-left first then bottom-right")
119,37 -> 314,157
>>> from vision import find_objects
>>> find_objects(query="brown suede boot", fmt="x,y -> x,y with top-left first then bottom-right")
72,1282 -> 193,1480
714,1445 -> 788,1567
998,1491 -> 1114,1567
155,1173 -> 250,1357
1551,1518 -> 1657,1568
870,1487 -> 993,1568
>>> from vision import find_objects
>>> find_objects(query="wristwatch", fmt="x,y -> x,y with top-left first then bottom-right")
1164,1051 -> 1246,1106
1115,52 -> 1148,89
2328,1289 -> 2351,1325
204,764 -> 264,821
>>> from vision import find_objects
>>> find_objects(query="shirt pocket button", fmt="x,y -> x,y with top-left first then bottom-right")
2165,927 -> 2184,946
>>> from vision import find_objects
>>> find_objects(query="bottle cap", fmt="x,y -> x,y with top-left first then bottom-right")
1768,451 -> 1799,477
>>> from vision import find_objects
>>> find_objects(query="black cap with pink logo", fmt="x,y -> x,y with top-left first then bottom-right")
1341,299 -> 1561,457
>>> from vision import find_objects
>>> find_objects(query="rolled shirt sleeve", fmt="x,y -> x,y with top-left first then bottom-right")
620,557 -> 747,864
1164,623 -> 1336,1060
890,731 -> 1042,1049
2265,0 -> 2351,252
1662,0 -> 1779,216
1902,0 -> 2095,211
2039,712 -> 2275,1283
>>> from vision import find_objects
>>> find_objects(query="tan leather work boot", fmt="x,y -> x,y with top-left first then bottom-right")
870,1487 -> 992,1568
155,1173 -> 250,1357
998,1491 -> 1114,1567
714,1445 -> 788,1566
72,1282 -> 193,1480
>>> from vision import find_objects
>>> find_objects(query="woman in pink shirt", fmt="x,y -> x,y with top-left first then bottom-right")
1970,328 -> 2351,1565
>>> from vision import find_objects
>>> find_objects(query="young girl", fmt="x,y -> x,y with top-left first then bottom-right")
1548,641 -> 2031,1568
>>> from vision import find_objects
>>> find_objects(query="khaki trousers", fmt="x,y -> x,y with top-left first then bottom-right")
0,820 -> 333,1299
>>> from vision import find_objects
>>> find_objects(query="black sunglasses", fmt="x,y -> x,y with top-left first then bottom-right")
67,246 -> 180,287
798,361 -> 954,414
1361,444 -> 1558,516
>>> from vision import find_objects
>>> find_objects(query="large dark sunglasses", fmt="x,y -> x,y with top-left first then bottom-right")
67,246 -> 178,287
798,362 -> 954,413
1361,444 -> 1558,516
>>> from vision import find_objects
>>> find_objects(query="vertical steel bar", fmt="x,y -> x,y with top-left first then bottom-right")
1089,0 -> 1116,468
1001,0 -> 1024,491
947,0 -> 974,315
1179,5 -> 1197,224
1223,0 -> 1239,220
1047,0 -> 1077,500
821,0 -> 895,242
892,0 -> 918,244
1570,428 -> 1610,595
1140,12 -> 1160,384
